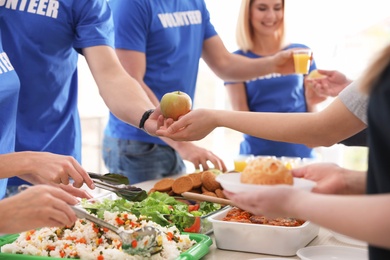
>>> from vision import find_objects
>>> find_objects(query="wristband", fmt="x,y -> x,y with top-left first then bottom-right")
139,109 -> 155,130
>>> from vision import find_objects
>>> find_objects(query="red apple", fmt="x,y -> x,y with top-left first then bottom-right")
160,91 -> 192,121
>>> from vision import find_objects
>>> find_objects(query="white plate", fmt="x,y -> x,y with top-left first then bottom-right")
297,245 -> 368,260
329,231 -> 367,247
249,258 -> 291,260
216,173 -> 316,193
249,258 -> 292,260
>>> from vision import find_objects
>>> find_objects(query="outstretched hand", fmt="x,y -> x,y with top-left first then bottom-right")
156,109 -> 226,171
15,152 -> 94,189
174,142 -> 227,172
224,186 -> 306,219
0,185 -> 78,233
306,69 -> 351,97
156,109 -> 218,141
292,163 -> 366,195
272,49 -> 296,75
304,79 -> 328,108
144,106 -> 163,136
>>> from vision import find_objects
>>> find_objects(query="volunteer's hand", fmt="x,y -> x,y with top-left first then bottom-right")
0,185 -> 78,233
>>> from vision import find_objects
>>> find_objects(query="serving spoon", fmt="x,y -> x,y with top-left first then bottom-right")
71,206 -> 162,256
181,192 -> 237,207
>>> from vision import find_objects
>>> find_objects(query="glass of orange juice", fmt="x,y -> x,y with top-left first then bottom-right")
233,154 -> 254,172
293,49 -> 312,74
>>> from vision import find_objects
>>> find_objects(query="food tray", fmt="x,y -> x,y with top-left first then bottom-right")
208,207 -> 319,256
199,206 -> 227,235
175,190 -> 227,234
87,191 -> 224,235
0,233 -> 212,260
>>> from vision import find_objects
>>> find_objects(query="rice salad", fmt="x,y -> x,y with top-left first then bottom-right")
1,211 -> 195,260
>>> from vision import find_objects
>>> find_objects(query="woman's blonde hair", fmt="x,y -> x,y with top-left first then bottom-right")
236,0 -> 285,52
360,44 -> 390,94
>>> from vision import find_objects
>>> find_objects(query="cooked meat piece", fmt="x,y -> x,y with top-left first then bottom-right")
249,215 -> 268,224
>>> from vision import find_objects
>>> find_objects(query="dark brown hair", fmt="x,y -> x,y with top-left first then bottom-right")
360,44 -> 390,94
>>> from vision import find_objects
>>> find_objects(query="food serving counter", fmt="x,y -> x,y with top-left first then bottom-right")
0,174 -> 368,260
134,178 -> 368,260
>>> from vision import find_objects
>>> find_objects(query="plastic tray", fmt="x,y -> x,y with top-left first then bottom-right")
0,232 -> 212,260
82,191 -> 224,235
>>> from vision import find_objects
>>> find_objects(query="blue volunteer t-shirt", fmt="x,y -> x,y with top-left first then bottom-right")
0,30 -> 20,198
226,44 -> 316,158
1,0 -> 114,186
105,0 -> 217,145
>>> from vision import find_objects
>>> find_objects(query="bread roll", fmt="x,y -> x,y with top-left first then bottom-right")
240,157 -> 293,185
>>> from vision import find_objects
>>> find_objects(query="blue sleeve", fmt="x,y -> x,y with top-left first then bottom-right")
202,1 -> 218,41
73,0 -> 115,51
309,59 -> 317,72
109,0 -> 150,52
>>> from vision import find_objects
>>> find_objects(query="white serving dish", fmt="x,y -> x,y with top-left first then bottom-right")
216,173 -> 316,193
208,207 -> 319,256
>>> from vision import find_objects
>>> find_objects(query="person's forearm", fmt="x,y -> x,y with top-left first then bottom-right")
343,78 -> 354,89
207,54 -> 277,82
0,152 -> 35,179
344,170 -> 366,194
218,55 -> 277,82
98,71 -> 155,127
215,110 -> 327,147
202,36 -> 288,82
291,193 -> 390,249
0,199 -> 16,233
306,102 -> 320,113
84,46 -> 155,128
215,98 -> 365,147
0,153 -> 67,185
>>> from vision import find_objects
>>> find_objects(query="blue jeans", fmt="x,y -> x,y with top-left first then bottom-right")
102,136 -> 186,184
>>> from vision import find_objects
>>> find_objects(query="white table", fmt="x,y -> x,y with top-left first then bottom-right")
133,179 -> 368,259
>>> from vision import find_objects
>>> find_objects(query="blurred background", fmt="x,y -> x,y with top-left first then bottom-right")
78,0 -> 390,174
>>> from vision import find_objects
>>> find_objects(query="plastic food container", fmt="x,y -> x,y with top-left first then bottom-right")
0,233 -> 212,260
199,209 -> 223,234
208,207 -> 319,256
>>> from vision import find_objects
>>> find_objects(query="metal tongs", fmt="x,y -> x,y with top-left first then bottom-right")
88,172 -> 130,185
72,206 -> 162,255
88,172 -> 147,202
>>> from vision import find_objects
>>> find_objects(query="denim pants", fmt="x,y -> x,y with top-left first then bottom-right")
102,136 -> 186,184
